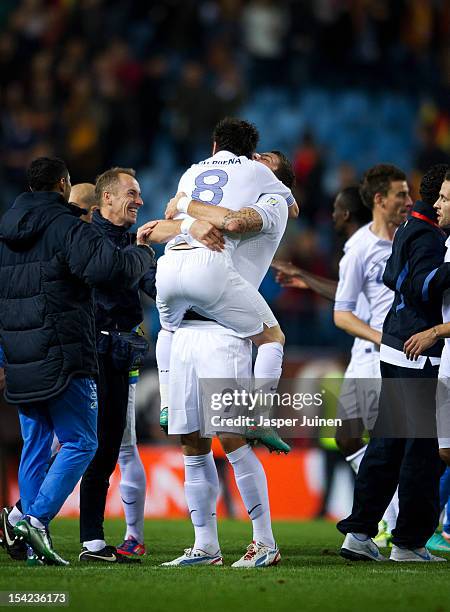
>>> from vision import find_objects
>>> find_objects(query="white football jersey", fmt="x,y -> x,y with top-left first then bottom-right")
334,223 -> 394,332
351,293 -> 371,357
166,150 -> 294,254
440,236 -> 450,376
232,193 -> 288,288
341,229 -> 371,357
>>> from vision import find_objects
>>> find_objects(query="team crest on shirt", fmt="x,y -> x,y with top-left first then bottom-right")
266,197 -> 278,206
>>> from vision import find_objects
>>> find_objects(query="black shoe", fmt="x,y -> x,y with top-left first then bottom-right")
0,506 -> 12,548
79,545 -> 141,564
0,507 -> 27,561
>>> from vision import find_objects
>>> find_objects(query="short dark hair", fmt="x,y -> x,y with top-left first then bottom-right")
271,150 -> 295,189
359,163 -> 406,210
419,164 -> 449,206
27,157 -> 68,192
213,117 -> 259,158
95,167 -> 136,205
339,186 -> 372,225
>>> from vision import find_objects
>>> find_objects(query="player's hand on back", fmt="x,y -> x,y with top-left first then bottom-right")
189,220 -> 224,252
165,192 -> 188,220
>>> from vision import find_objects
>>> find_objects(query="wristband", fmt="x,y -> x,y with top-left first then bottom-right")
177,195 -> 191,214
180,217 -> 195,235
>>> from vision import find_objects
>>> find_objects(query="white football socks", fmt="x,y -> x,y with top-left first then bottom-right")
253,341 -> 283,384
29,516 -> 45,529
383,489 -> 399,533
83,539 -> 106,552
118,444 -> 146,544
346,444 -> 398,533
345,445 -> 367,473
184,452 -> 220,554
156,329 -> 172,409
8,505 -> 22,527
226,444 -> 275,548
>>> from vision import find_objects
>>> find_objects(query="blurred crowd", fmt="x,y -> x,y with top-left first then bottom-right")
1,0 -> 450,351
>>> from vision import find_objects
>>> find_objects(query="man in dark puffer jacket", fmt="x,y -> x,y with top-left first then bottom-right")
78,167 -> 157,563
0,157 -> 155,565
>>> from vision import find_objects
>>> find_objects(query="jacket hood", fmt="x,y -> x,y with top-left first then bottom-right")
0,192 -> 82,248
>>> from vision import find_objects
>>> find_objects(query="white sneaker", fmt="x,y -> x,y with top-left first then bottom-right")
340,533 -> 387,562
231,541 -> 281,568
160,547 -> 223,566
390,545 -> 447,562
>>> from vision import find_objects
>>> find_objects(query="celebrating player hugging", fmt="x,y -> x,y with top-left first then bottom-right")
1,118 -> 450,574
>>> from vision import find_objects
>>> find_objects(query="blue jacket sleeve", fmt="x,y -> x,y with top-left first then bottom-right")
62,219 -> 155,290
403,229 -> 446,302
139,265 -> 157,300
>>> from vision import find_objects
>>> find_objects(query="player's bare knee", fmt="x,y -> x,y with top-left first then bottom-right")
181,431 -> 211,456
218,435 -> 248,454
439,447 -> 450,466
251,325 -> 285,347
271,327 -> 285,346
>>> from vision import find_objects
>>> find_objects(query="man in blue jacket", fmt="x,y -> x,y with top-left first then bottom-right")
337,164 -> 449,562
0,157 -> 155,566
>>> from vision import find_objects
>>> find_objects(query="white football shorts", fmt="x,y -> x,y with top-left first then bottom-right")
336,347 -> 381,429
156,248 -> 278,338
437,373 -> 450,449
168,321 -> 252,435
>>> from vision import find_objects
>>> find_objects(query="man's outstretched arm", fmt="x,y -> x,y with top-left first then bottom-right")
138,219 -> 225,251
165,193 -> 265,234
272,260 -> 337,301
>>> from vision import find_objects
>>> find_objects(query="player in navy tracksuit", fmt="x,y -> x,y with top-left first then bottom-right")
338,164 -> 449,561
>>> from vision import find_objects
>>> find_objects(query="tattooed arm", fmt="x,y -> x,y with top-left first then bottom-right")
187,201 -> 263,234
165,193 -> 264,235
219,208 -> 263,233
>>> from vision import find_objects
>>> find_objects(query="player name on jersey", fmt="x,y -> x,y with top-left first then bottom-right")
199,158 -> 242,165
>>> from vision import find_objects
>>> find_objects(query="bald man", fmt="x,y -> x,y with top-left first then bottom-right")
70,183 -> 98,222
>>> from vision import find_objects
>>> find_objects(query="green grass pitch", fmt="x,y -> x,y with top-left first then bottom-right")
1,519 -> 449,612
